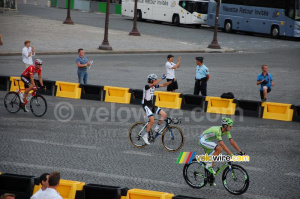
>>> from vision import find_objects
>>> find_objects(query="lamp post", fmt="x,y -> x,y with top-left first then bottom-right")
99,0 -> 112,50
129,0 -> 141,36
208,0 -> 221,49
63,0 -> 74,25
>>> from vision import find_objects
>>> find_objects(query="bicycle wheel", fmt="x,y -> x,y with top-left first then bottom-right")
129,122 -> 147,148
183,159 -> 208,188
4,92 -> 21,113
30,95 -> 47,117
222,164 -> 249,195
161,126 -> 184,152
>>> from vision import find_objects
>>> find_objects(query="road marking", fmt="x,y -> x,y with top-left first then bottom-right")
20,139 -> 99,150
285,172 -> 300,177
251,41 -> 258,42
239,41 -> 246,43
123,150 -> 153,156
180,42 -> 188,45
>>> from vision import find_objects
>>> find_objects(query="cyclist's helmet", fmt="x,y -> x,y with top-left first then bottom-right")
147,74 -> 157,83
222,117 -> 233,126
35,59 -> 43,65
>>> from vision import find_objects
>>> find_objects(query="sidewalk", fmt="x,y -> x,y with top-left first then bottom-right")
0,12 -> 234,55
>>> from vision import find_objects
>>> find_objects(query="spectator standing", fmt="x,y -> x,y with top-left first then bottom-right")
257,65 -> 274,102
194,57 -> 209,96
76,48 -> 90,85
22,40 -> 35,69
0,193 -> 15,199
30,173 -> 50,199
37,172 -> 62,199
165,54 -> 181,92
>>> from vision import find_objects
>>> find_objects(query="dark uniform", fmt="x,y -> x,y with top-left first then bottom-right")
194,57 -> 209,96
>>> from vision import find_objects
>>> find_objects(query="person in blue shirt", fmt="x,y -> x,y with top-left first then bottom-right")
194,57 -> 210,96
257,65 -> 274,102
76,48 -> 91,84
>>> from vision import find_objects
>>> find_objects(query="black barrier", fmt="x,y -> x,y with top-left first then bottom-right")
80,84 -> 103,101
36,79 -> 56,96
235,100 -> 262,117
0,173 -> 35,199
181,94 -> 205,111
130,89 -> 143,105
173,195 -> 204,199
292,105 -> 300,122
83,184 -> 128,199
0,76 -> 10,91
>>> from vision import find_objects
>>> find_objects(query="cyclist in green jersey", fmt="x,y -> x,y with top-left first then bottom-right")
199,118 -> 245,178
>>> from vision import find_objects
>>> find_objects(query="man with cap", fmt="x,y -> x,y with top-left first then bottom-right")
165,54 -> 181,92
194,57 -> 209,96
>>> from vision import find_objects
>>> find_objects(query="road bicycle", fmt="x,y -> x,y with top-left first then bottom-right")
4,80 -> 47,117
183,155 -> 249,195
128,117 -> 184,152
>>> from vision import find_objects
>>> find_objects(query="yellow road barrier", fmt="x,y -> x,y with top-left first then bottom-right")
262,102 -> 294,121
55,81 -> 81,99
154,91 -> 182,109
205,96 -> 236,115
125,189 -> 174,199
104,86 -> 131,104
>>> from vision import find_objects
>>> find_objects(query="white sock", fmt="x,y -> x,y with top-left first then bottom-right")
143,131 -> 149,138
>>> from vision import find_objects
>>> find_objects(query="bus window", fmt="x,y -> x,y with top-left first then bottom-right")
194,2 -> 208,14
296,0 -> 300,20
179,1 -> 194,13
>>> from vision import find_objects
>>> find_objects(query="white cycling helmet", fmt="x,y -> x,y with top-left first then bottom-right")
147,74 -> 157,82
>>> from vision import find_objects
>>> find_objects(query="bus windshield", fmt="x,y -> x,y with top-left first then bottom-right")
179,1 -> 208,14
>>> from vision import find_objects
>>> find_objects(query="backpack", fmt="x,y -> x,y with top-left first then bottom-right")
221,92 -> 235,99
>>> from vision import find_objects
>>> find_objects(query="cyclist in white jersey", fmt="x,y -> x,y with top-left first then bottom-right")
141,74 -> 172,145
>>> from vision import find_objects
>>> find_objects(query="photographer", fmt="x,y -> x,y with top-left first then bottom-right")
257,65 -> 274,102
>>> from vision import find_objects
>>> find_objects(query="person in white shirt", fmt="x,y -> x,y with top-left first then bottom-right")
22,40 -> 35,69
165,54 -> 181,92
36,172 -> 62,199
30,173 -> 50,199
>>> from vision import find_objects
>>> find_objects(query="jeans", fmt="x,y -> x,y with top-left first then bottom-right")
78,70 -> 88,84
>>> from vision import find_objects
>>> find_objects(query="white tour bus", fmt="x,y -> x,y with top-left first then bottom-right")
122,0 -> 209,26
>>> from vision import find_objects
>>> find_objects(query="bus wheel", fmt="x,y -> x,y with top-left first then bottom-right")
224,20 -> 232,33
271,26 -> 279,38
137,10 -> 142,21
173,14 -> 180,26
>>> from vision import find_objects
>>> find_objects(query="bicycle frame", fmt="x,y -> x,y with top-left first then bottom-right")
196,160 -> 232,177
137,118 -> 177,139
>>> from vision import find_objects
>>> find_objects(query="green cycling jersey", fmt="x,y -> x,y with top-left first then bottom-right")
200,126 -> 232,142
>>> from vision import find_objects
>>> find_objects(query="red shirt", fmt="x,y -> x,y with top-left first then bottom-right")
22,65 -> 42,78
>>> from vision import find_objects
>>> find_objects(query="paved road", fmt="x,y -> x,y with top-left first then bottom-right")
0,90 -> 300,199
1,50 -> 300,104
13,0 -> 300,51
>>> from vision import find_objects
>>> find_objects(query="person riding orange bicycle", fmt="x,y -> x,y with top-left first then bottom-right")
20,59 -> 46,112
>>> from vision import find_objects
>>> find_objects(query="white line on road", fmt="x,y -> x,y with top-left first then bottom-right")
123,150 -> 153,156
285,172 -> 300,177
180,42 -> 188,45
20,139 -> 99,150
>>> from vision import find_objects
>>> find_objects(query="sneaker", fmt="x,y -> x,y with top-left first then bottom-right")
142,134 -> 150,145
206,166 -> 216,175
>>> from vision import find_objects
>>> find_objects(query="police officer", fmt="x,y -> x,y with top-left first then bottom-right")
194,57 -> 210,96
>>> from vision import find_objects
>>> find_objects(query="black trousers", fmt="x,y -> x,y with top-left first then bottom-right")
194,80 -> 207,96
